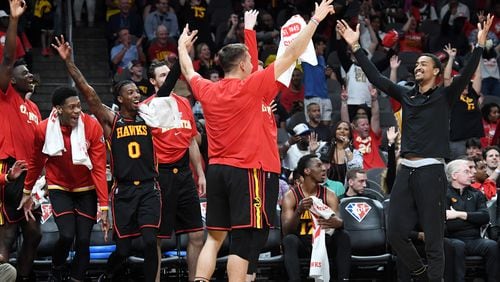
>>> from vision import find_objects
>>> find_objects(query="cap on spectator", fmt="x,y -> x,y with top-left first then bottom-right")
382,29 -> 399,48
128,60 -> 142,70
293,123 -> 310,136
0,10 -> 8,18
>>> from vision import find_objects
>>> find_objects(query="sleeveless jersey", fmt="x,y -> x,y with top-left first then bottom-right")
290,185 -> 328,237
109,114 -> 157,182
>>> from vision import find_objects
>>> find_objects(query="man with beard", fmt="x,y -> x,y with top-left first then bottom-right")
306,102 -> 332,142
337,13 -> 494,282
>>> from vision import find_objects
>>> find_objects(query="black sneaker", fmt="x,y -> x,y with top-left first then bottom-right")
97,274 -> 110,282
47,266 -> 69,282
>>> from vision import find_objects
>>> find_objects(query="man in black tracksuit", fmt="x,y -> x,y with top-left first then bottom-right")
443,159 -> 498,282
336,14 -> 495,281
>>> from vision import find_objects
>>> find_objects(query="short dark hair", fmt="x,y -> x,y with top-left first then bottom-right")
465,138 -> 481,149
217,43 -> 248,73
13,58 -> 28,69
346,168 -> 366,182
419,53 -> 442,75
52,86 -> 78,107
113,80 -> 135,105
148,60 -> 167,80
482,145 -> 500,160
306,102 -> 320,111
296,154 -> 319,177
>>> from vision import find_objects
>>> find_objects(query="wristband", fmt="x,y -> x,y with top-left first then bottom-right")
476,43 -> 485,49
351,43 -> 361,53
310,17 -> 320,26
23,188 -> 31,195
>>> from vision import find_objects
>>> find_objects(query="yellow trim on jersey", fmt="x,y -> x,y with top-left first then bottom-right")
253,169 -> 262,229
48,185 -> 96,192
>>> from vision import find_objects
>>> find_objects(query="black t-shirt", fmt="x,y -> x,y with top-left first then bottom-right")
449,84 -> 484,141
308,123 -> 332,142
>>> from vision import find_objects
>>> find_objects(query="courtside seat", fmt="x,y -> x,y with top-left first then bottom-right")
339,197 -> 393,280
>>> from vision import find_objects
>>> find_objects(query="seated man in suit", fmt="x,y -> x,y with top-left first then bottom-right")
444,159 -> 498,282
281,154 -> 351,281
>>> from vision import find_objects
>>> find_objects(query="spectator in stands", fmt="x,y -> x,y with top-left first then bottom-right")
399,15 -> 426,54
33,0 -> 54,57
115,59 -> 152,97
107,0 -> 143,45
73,0 -> 95,27
444,43 -> 484,160
326,120 -> 363,183
439,0 -> 470,26
278,68 -> 304,114
341,85 -> 385,170
470,159 -> 498,202
465,138 -> 483,160
282,123 -> 326,174
407,0 -> 438,23
144,0 -> 179,41
337,13 -> 493,281
480,47 -> 500,97
480,102 -> 499,148
281,154 -> 351,282
223,15 -> 245,46
302,35 -> 332,126
255,11 -> 279,62
215,13 -> 238,49
439,13 -> 471,57
444,159 -> 498,282
305,102 -> 332,142
483,146 -> 500,182
318,146 -> 345,197
147,24 -> 177,63
337,168 -> 369,200
110,28 -> 146,73
178,0 -> 214,51
0,10 -> 25,60
193,42 -> 217,79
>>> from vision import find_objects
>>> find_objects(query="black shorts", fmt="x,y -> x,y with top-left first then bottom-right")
205,165 -> 279,230
49,189 -> 98,220
1,158 -> 41,224
157,160 -> 203,238
111,180 -> 161,239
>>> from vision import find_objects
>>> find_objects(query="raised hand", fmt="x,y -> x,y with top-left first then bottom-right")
443,43 -> 457,59
312,0 -> 335,22
52,35 -> 73,61
309,132 -> 320,153
340,85 -> 348,102
386,126 -> 398,145
178,24 -> 198,53
244,9 -> 259,30
8,160 -> 27,181
336,19 -> 360,47
390,55 -> 401,70
477,10 -> 486,23
9,0 -> 26,19
369,84 -> 378,100
477,14 -> 494,46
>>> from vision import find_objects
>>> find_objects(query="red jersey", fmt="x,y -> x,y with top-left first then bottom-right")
0,83 -> 41,161
353,129 -> 386,169
143,94 -> 197,164
190,64 -> 279,168
245,29 -> 281,173
279,85 -> 304,113
147,40 -> 177,62
24,113 -> 109,207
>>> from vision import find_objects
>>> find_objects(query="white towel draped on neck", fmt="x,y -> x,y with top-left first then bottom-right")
276,15 -> 318,87
309,196 -> 335,282
42,109 -> 93,170
138,96 -> 181,129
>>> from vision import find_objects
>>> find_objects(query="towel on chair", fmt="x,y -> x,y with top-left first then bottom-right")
276,15 -> 317,87
309,196 -> 335,282
42,109 -> 93,170
138,96 -> 181,129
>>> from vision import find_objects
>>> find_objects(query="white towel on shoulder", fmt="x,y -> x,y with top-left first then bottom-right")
309,196 -> 335,282
138,96 -> 181,129
276,15 -> 318,86
42,109 -> 93,170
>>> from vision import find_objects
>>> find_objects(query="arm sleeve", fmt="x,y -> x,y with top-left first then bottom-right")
88,121 -> 109,208
245,29 -> 259,73
465,192 -> 490,226
157,60 -> 181,97
337,39 -> 353,73
445,47 -> 483,104
353,48 -> 404,102
385,143 -> 396,194
24,127 -> 48,191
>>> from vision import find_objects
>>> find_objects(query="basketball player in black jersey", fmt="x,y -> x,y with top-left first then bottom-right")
53,36 -> 161,282
281,154 -> 351,281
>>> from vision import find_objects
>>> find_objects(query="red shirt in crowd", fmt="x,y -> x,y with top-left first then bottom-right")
147,40 -> 177,63
24,113 -> 109,208
0,83 -> 41,161
0,31 -> 26,60
143,94 -> 198,164
353,129 -> 386,169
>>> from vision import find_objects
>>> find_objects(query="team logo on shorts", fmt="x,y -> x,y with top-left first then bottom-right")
345,202 -> 372,222
40,203 -> 53,224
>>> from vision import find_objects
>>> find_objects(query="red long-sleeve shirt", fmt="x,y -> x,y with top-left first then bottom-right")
24,113 -> 109,208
